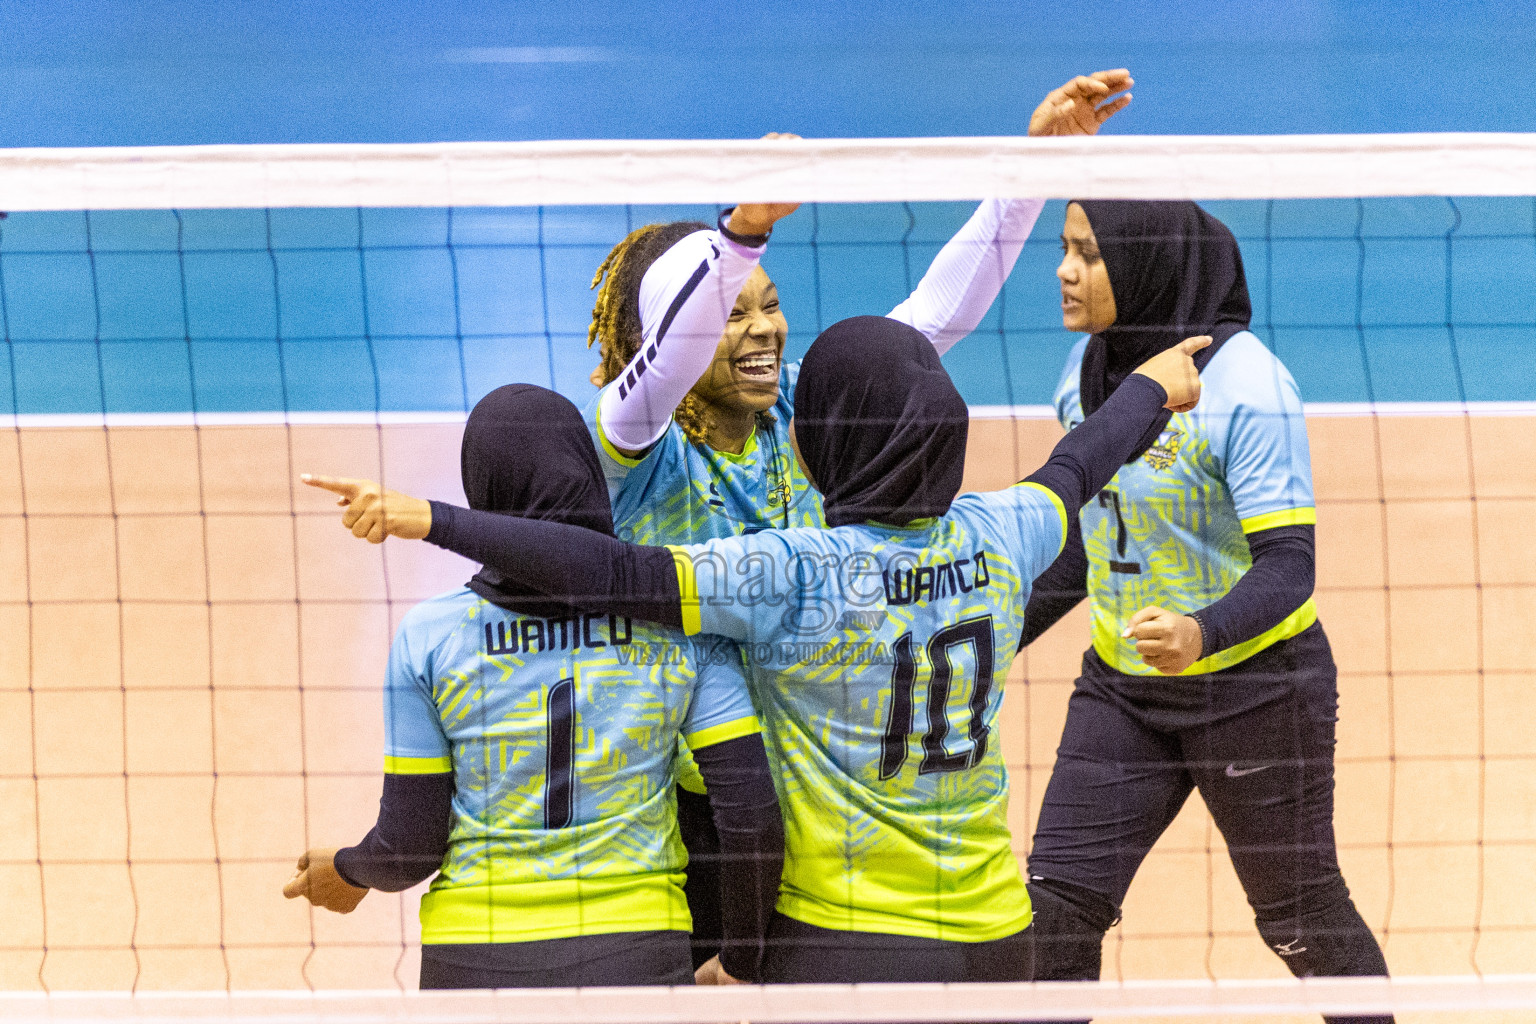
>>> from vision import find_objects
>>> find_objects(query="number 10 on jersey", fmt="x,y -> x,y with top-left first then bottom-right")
878,615 -> 996,780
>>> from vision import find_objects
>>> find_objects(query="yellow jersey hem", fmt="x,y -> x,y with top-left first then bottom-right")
420,872 -> 690,944
1240,506 -> 1317,533
1019,481 -> 1069,556
383,754 -> 453,774
594,405 -> 651,468
685,715 -> 761,750
1095,597 -> 1319,675
776,897 -> 1032,944
668,546 -> 703,635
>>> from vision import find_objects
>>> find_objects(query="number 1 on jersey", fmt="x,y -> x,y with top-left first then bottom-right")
879,616 -> 996,780
544,677 -> 576,829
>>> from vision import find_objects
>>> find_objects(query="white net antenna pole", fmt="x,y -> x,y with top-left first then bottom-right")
0,133 -> 1534,210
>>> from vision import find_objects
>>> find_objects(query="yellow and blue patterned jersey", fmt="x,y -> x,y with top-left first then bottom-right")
587,362 -> 826,546
671,482 -> 1067,942
1054,331 -> 1318,675
382,586 -> 759,944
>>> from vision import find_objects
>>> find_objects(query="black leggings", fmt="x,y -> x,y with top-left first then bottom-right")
1027,623 -> 1390,1023
419,930 -> 694,989
760,912 -> 1034,984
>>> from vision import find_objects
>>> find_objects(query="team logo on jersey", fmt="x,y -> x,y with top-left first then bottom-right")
1142,428 -> 1184,471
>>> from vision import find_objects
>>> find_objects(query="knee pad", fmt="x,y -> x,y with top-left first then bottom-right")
1254,891 -> 1395,1024
1027,876 -> 1118,983
1256,896 -> 1390,980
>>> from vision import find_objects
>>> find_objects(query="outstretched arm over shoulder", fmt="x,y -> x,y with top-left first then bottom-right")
429,501 -> 686,628
298,474 -> 688,627
1020,335 -> 1209,516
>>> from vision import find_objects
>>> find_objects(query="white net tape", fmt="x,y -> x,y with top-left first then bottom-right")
0,133 -> 1534,210
5,977 -> 1536,1024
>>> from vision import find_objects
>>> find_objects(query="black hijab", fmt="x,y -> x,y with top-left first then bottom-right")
1075,200 -> 1251,462
460,384 -> 615,616
793,315 -> 969,527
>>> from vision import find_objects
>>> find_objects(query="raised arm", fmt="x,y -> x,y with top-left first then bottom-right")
886,70 -> 1133,355
599,199 -> 799,456
885,198 -> 1046,354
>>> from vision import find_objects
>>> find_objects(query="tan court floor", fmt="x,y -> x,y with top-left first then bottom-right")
1,412 -> 1533,1021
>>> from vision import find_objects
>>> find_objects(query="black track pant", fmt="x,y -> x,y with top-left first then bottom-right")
760,913 -> 1034,984
1027,624 -> 1391,1024
419,930 -> 693,988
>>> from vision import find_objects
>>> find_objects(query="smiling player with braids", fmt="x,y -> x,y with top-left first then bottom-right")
580,71 -> 1131,968
584,71 -> 1133,550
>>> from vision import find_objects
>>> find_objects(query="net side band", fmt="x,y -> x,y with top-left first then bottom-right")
0,133 -> 1534,210
4,977 -> 1536,1023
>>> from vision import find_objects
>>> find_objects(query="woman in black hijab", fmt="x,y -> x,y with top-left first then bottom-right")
304,315 -> 1208,985
1022,201 -> 1392,1024
286,384 -> 784,989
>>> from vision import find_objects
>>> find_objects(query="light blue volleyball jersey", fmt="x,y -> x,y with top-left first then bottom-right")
382,586 -> 758,944
586,362 -> 826,546
1054,330 -> 1318,675
667,482 -> 1066,942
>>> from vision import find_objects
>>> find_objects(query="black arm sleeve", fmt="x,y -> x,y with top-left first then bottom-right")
692,734 -> 784,984
1018,513 -> 1089,650
1022,374 -> 1168,514
1189,524 -> 1315,658
333,772 -> 455,893
425,501 -> 684,628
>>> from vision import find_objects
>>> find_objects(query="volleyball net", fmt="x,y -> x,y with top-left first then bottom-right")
2,134 -> 1535,1022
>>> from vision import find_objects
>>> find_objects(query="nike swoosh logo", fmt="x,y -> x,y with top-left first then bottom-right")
1225,764 -> 1272,777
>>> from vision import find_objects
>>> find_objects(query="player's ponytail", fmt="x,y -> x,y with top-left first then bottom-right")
588,220 -> 715,445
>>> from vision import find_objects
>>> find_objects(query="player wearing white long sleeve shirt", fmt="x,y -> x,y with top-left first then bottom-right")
577,71 -> 1132,976
587,196 -> 1045,546
583,71 -> 1132,551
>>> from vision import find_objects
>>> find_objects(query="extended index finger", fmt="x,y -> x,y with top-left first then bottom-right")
301,474 -> 363,499
282,869 -> 308,900
1179,335 -> 1213,355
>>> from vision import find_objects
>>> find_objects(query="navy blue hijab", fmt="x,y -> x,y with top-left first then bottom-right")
461,384 -> 614,614
1075,200 -> 1251,461
793,315 -> 970,527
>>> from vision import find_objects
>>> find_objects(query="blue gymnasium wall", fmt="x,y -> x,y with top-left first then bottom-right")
2,0 -> 1534,413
